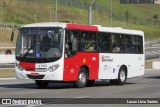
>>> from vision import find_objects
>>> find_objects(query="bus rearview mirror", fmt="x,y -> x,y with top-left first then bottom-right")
10,30 -> 14,41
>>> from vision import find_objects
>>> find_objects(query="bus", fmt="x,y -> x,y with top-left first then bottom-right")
14,22 -> 145,88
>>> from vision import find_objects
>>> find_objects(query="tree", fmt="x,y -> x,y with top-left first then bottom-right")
153,14 -> 159,26
124,11 -> 131,22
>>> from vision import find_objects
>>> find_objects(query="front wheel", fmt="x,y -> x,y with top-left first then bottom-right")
35,80 -> 49,89
73,68 -> 88,88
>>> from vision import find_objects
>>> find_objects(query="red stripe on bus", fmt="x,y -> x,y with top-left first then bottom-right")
19,62 -> 35,71
66,23 -> 98,32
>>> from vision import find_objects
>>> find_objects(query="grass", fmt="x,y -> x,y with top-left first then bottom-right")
0,69 -> 15,77
0,29 -> 18,47
0,0 -> 160,47
145,61 -> 152,69
145,59 -> 160,69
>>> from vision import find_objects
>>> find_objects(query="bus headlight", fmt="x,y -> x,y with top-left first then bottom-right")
47,64 -> 59,72
16,63 -> 23,71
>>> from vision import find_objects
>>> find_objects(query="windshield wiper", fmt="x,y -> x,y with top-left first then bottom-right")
23,46 -> 33,59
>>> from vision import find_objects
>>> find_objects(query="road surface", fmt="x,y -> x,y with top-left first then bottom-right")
0,69 -> 160,107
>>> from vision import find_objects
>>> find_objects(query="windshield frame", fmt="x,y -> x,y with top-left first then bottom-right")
16,27 -> 64,63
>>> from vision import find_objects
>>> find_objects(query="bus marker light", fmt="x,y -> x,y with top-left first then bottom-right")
83,58 -> 86,64
16,63 -> 23,71
70,69 -> 74,73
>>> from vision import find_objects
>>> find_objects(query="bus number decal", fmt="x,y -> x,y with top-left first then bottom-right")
37,64 -> 47,68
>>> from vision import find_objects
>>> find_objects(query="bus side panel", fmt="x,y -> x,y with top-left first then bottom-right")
63,52 -> 99,81
98,53 -> 145,79
98,53 -> 119,79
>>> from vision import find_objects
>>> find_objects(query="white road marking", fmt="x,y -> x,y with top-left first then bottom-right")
14,92 -> 39,95
74,96 -> 91,98
0,78 -> 16,80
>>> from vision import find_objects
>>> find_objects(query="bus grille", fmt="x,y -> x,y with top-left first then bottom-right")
27,74 -> 45,79
36,68 -> 47,72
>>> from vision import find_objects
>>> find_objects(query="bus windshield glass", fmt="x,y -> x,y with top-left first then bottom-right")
16,27 -> 63,62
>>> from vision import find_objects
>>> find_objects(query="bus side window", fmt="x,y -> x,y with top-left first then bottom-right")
81,32 -> 86,51
111,33 -> 122,53
85,34 -> 95,51
137,36 -> 143,54
124,35 -> 138,54
81,31 -> 97,52
98,33 -> 111,53
65,30 -> 79,58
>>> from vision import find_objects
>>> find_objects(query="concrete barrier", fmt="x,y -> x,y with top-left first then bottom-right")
152,61 -> 160,70
0,55 -> 15,64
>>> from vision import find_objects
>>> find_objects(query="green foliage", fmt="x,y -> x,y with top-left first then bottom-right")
0,0 -> 160,39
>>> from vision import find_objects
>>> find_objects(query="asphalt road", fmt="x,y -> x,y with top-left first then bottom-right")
0,69 -> 160,107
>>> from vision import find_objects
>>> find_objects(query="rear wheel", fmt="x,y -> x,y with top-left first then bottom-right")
117,67 -> 127,85
73,68 -> 88,88
35,80 -> 49,89
110,67 -> 127,85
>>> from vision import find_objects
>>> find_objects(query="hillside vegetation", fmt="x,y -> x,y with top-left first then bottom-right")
0,0 -> 160,47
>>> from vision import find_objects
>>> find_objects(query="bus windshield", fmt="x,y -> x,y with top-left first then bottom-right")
16,27 -> 63,63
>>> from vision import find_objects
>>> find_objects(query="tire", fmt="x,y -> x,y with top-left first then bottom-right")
73,68 -> 88,88
35,80 -> 49,89
87,80 -> 95,87
110,67 -> 127,85
117,67 -> 127,85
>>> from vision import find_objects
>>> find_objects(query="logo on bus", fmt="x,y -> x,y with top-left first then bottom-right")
101,55 -> 113,62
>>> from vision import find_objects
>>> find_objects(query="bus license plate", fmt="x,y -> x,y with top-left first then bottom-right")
36,64 -> 47,68
31,73 -> 39,76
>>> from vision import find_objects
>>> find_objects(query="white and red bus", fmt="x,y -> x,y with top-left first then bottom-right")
15,22 -> 145,88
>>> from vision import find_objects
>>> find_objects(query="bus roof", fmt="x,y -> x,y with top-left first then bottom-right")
21,22 -> 68,28
21,22 -> 144,36
98,27 -> 144,36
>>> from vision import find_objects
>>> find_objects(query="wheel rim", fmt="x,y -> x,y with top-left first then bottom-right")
79,72 -> 86,85
120,70 -> 126,82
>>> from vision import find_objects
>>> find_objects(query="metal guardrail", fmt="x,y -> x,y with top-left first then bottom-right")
145,40 -> 160,48
145,39 -> 160,60
0,22 -> 23,29
146,54 -> 160,60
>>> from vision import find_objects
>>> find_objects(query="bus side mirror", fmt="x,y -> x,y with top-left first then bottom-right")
10,30 -> 14,41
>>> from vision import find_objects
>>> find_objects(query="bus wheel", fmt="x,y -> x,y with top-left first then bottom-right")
87,80 -> 95,87
74,68 -> 88,88
35,80 -> 49,89
117,67 -> 127,85
110,67 -> 127,85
